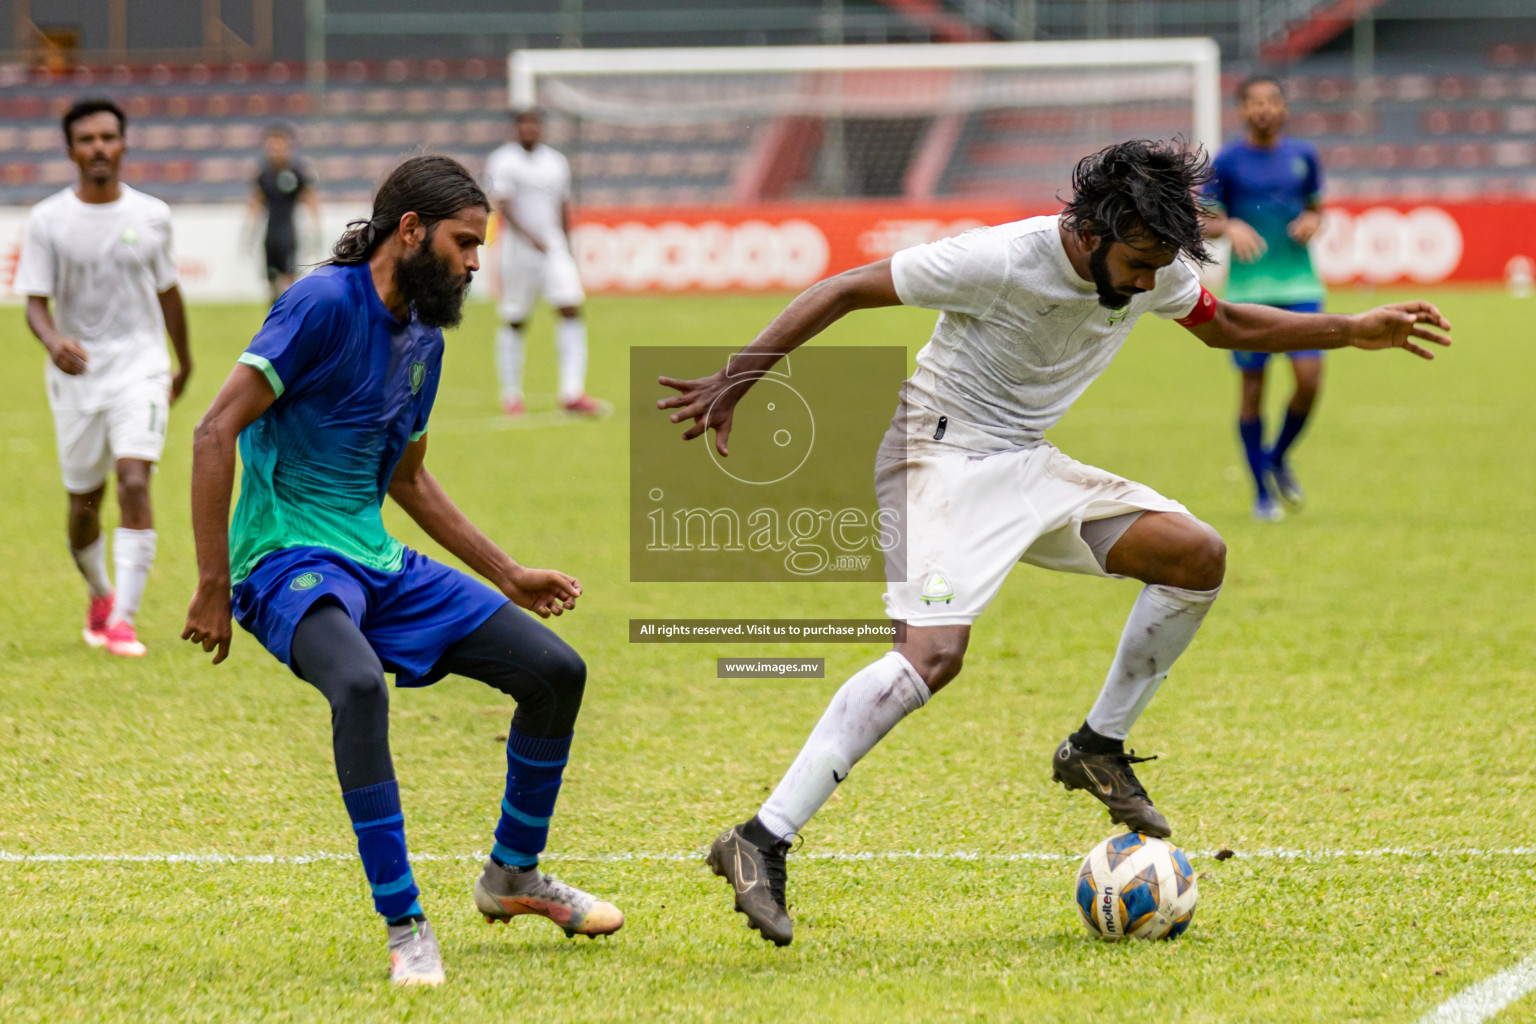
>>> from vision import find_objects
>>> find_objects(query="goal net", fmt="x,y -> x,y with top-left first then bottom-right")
508,40 -> 1221,209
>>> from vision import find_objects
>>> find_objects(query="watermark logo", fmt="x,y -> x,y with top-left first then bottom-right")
631,346 -> 906,582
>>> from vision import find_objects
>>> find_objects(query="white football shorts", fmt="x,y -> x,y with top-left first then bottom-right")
498,237 -> 586,322
50,372 -> 170,493
876,402 -> 1192,627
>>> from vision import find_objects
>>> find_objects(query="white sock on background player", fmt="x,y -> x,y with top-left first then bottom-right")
556,317 -> 588,402
71,535 -> 112,598
495,324 -> 525,403
1086,583 -> 1220,740
757,651 -> 931,840
107,528 -> 157,627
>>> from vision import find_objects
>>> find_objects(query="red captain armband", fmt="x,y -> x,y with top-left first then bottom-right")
1175,286 -> 1218,328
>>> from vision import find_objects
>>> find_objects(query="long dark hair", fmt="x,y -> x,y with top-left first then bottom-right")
1060,139 -> 1215,265
329,154 -> 488,265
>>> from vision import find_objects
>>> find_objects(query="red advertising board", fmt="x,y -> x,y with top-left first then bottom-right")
567,200 -> 1536,292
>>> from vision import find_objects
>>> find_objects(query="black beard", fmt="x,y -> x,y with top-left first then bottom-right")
1088,240 -> 1133,310
396,237 -> 470,329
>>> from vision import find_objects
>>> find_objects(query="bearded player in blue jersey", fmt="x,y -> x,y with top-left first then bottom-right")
1205,75 -> 1327,521
182,156 -> 622,986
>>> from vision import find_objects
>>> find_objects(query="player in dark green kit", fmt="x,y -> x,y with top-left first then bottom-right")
1204,75 -> 1327,521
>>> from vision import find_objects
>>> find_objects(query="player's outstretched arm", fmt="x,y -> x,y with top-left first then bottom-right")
183,364 -> 277,663
1184,296 -> 1452,360
387,437 -> 580,619
656,258 -> 901,456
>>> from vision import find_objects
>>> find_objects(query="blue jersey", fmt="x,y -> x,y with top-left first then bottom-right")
1209,136 -> 1325,306
230,262 -> 443,584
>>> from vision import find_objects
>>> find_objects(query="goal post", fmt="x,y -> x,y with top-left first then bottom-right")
504,39 -> 1223,293
508,39 -> 1221,208
511,40 -> 1221,144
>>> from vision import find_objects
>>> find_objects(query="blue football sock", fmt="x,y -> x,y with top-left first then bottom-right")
1269,407 -> 1310,468
342,779 -> 422,922
1238,417 -> 1270,500
491,728 -> 572,870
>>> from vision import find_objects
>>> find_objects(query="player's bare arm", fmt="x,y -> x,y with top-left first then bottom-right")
385,437 -> 580,619
656,259 -> 900,455
496,198 -> 546,253
183,363 -> 277,663
1185,296 -> 1452,359
157,285 -> 193,402
24,295 -> 88,375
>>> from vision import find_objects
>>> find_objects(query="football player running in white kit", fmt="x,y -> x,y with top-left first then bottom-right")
17,97 -> 192,657
485,109 -> 600,416
659,140 -> 1451,946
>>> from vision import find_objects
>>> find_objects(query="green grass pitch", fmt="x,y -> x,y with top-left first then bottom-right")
2,287 -> 1534,1023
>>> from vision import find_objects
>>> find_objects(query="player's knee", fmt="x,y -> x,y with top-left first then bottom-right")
116,474 -> 150,505
67,495 -> 99,533
1181,525 -> 1226,591
545,644 -> 587,701
556,306 -> 582,319
905,635 -> 968,690
330,666 -> 389,714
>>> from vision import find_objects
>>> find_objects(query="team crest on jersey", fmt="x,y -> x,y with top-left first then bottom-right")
1292,156 -> 1309,179
409,360 -> 426,395
120,226 -> 139,245
289,572 -> 323,591
920,572 -> 955,605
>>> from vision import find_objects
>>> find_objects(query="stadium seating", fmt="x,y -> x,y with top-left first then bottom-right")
5,47 -> 1536,209
0,57 -> 745,208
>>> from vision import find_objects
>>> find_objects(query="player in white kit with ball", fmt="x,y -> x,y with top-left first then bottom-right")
485,109 -> 600,415
659,140 -> 1451,946
17,98 -> 192,657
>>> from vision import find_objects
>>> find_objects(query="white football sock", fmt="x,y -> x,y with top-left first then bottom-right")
495,324 -> 525,403
757,652 -> 930,840
1086,583 -> 1221,740
107,528 -> 157,627
555,316 -> 588,402
70,535 -> 112,598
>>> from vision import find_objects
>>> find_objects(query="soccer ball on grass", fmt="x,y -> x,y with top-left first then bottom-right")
1074,831 -> 1198,940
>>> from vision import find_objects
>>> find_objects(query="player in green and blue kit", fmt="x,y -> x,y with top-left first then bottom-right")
1205,75 -> 1326,521
182,156 -> 622,987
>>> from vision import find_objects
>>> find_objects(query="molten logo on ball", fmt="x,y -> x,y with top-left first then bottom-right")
1075,832 -> 1198,941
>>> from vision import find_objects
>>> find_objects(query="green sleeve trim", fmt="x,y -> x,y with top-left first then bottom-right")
237,352 -> 285,398
408,427 -> 427,442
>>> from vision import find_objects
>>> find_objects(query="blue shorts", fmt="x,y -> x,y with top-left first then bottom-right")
1232,301 -> 1325,370
232,546 -> 508,687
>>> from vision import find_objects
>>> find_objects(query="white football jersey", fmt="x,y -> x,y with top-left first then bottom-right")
890,215 -> 1203,450
15,185 -> 176,408
485,142 -> 571,249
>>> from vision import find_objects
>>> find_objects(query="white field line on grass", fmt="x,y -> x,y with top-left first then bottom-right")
10,847 -> 1536,1019
3,846 -> 1536,867
1416,954 -> 1536,1024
